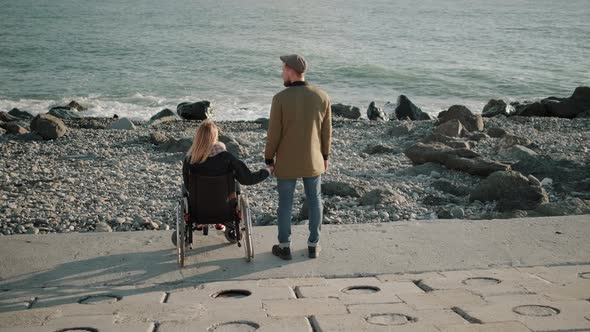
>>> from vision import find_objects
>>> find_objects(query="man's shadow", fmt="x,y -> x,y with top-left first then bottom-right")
0,242 -> 305,313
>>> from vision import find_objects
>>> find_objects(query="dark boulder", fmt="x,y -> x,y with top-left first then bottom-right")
5,123 -> 29,135
437,105 -> 484,132
8,108 -> 34,120
30,114 -> 67,139
404,142 -> 510,176
49,107 -> 81,119
332,103 -> 361,119
0,111 -> 18,122
482,99 -> 512,117
517,102 -> 549,117
394,95 -> 431,121
149,108 -> 178,122
542,98 -> 580,118
367,101 -> 388,121
66,100 -> 87,112
177,101 -> 212,120
469,171 -> 549,211
577,110 -> 590,118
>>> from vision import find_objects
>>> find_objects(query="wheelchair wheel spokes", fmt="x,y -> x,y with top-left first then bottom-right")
176,198 -> 189,268
240,195 -> 254,262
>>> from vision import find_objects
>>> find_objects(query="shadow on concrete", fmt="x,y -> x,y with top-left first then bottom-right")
0,242 -> 301,313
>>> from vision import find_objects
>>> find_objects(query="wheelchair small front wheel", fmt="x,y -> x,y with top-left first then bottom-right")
224,227 -> 239,244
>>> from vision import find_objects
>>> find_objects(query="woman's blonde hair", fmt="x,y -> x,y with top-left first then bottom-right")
186,120 -> 219,164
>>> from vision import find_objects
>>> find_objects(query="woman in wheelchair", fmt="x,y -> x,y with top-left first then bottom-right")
182,120 -> 270,232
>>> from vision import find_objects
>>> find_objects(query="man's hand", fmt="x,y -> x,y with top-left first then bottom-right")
324,160 -> 329,171
266,165 -> 275,176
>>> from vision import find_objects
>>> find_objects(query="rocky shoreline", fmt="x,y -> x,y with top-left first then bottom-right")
1,87 -> 589,236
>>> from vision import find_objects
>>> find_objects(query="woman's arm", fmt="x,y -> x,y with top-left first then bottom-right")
229,154 -> 269,185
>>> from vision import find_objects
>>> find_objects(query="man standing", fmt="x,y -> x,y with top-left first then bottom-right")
265,54 -> 332,260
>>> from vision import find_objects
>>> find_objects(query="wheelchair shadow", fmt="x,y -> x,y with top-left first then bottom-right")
0,242 -> 301,313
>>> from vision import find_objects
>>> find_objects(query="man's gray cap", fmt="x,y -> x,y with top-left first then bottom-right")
280,54 -> 307,74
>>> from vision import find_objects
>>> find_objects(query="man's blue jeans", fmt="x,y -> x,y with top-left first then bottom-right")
277,176 -> 322,248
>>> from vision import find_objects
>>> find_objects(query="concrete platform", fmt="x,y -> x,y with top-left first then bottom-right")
1,215 -> 589,331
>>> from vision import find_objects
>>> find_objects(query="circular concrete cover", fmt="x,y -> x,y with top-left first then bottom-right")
513,305 -> 560,317
366,313 -> 416,326
462,277 -> 501,286
209,321 -> 260,332
212,289 -> 252,299
341,286 -> 381,294
78,294 -> 121,305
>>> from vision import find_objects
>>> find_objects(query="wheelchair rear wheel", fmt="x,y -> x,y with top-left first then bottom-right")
240,195 -> 254,262
176,198 -> 189,268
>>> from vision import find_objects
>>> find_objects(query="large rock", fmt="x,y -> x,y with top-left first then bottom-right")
48,107 -> 81,119
149,108 -> 179,122
321,181 -> 360,197
8,108 -> 34,120
177,101 -> 212,120
487,127 -> 507,138
387,122 -> 414,136
421,133 -> 472,149
331,103 -> 361,119
219,134 -> 247,158
158,138 -> 192,153
5,123 -> 29,135
394,95 -> 431,120
482,99 -> 512,117
437,105 -> 484,132
366,101 -> 387,121
434,119 -> 463,137
470,171 -> 549,211
498,144 -> 538,161
542,98 -> 580,118
498,134 -> 532,149
359,189 -> 406,206
66,100 -> 87,112
404,142 -> 510,176
108,118 -> 136,130
149,131 -> 172,145
512,156 -> 590,195
0,111 -> 18,122
30,114 -> 67,139
516,102 -> 549,117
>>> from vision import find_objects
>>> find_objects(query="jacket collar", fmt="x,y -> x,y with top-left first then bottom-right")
287,81 -> 308,87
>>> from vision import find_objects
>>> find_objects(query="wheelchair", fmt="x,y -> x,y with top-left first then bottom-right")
172,172 -> 254,268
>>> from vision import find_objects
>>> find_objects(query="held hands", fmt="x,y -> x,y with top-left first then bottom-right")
265,165 -> 275,177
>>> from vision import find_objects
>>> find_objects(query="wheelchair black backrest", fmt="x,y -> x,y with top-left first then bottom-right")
188,171 -> 236,224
